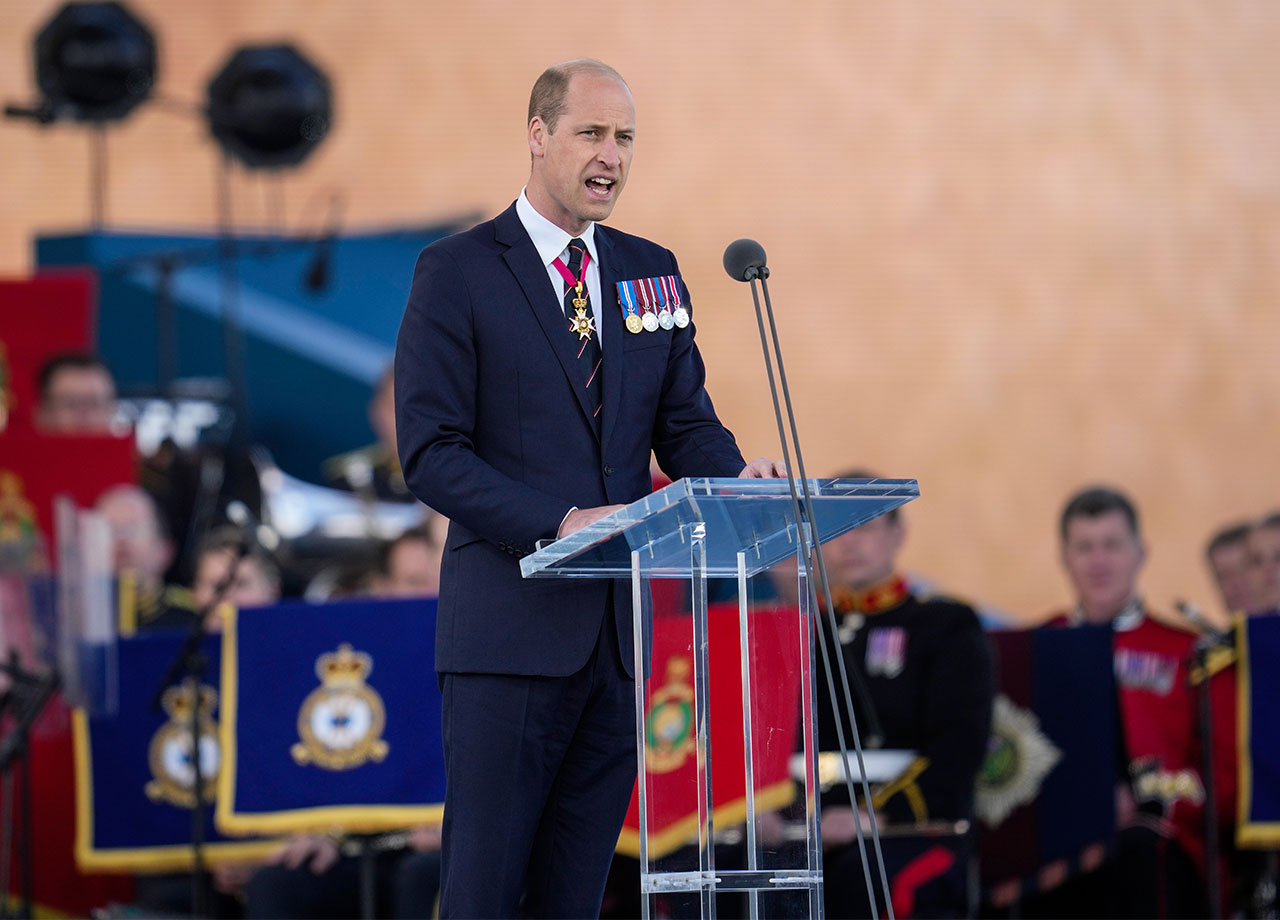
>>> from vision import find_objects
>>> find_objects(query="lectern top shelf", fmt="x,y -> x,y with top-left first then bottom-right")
520,477 -> 919,580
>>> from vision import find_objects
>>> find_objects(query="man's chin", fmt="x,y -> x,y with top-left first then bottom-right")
577,194 -> 621,223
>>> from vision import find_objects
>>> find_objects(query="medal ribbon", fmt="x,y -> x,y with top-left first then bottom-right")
662,275 -> 682,308
643,277 -> 666,312
616,280 -> 640,318
633,278 -> 655,320
551,247 -> 591,300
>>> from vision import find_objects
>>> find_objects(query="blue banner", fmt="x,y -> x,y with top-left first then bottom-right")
73,632 -> 277,871
977,626 -> 1117,904
1238,614 -> 1280,847
216,597 -> 444,836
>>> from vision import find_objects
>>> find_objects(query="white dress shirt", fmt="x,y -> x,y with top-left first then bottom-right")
515,189 -> 605,347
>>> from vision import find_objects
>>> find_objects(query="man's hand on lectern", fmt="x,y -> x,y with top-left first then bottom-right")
739,457 -> 787,478
559,504 -> 626,539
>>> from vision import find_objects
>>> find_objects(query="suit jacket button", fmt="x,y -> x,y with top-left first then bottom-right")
604,465 -> 614,476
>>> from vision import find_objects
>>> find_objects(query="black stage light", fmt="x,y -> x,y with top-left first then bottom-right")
34,1 -> 156,122
206,45 -> 331,169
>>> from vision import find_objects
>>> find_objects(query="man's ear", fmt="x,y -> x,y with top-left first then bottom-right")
891,516 -> 906,551
528,117 -> 547,158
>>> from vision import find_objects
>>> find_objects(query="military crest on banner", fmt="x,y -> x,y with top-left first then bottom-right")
976,693 -> 1063,827
146,682 -> 221,809
0,342 -> 12,433
645,657 -> 695,773
0,471 -> 39,555
291,643 -> 389,771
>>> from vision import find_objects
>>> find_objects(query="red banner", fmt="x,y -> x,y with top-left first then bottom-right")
0,429 -> 135,914
618,602 -> 802,858
0,272 -> 95,433
0,430 -> 135,566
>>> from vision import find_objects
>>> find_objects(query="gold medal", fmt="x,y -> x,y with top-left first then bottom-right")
570,309 -> 596,341
625,313 -> 643,334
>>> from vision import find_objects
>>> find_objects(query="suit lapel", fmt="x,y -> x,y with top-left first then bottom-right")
495,205 -> 599,435
596,227 -> 624,453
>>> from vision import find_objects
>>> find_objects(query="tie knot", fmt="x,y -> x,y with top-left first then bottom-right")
566,238 -> 586,276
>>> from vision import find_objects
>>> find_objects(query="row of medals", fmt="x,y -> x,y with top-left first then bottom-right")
570,284 -> 691,340
625,302 -> 689,334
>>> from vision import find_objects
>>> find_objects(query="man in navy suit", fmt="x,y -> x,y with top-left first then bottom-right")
395,59 -> 781,918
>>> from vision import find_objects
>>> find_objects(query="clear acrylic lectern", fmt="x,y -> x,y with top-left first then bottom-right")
521,477 -> 918,920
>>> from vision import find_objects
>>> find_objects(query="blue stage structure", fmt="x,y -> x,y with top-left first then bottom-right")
37,221 -> 470,482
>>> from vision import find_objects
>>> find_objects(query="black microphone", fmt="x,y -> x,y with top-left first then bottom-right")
722,238 -> 769,282
303,239 -> 332,292
302,192 -> 345,293
723,234 -> 895,917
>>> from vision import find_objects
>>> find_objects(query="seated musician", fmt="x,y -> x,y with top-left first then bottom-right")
772,469 -> 994,918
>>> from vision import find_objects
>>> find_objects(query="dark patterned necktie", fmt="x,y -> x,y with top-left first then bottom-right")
562,238 -> 602,425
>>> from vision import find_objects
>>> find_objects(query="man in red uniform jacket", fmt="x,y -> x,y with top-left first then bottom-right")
1047,485 -> 1214,918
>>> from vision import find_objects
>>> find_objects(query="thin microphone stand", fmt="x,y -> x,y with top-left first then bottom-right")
149,537 -> 251,919
0,653 -> 60,920
736,248 -> 895,920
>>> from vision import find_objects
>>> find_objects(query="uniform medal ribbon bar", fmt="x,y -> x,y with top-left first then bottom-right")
620,276 -> 689,333
648,276 -> 674,330
635,278 -> 659,332
616,280 -> 644,334
663,275 -> 690,328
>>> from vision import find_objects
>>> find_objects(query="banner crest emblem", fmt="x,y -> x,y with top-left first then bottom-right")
291,643 -> 389,771
146,682 -> 221,809
645,657 -> 695,773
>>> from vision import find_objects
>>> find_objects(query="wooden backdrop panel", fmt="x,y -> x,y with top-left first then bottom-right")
2,0 -> 1277,622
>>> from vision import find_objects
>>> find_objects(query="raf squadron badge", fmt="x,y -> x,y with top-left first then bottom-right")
291,643 -> 389,771
145,682 -> 221,809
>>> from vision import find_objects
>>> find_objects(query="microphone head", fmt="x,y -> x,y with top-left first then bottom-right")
723,238 -> 768,282
304,244 -> 331,292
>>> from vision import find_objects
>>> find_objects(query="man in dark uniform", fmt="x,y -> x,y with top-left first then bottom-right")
801,479 -> 994,918
95,484 -> 196,632
324,366 -> 415,503
1205,521 -> 1254,620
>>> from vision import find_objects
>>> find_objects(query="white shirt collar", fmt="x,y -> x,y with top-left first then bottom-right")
1069,596 -> 1145,631
516,189 -> 598,268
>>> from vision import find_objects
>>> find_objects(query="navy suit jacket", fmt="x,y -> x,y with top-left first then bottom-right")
395,202 -> 745,678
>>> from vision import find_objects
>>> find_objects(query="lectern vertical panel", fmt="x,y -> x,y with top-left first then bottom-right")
528,478 -> 919,920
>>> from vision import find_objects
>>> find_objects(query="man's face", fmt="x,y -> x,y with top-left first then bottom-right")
39,366 -> 116,433
1208,539 -> 1253,615
381,537 -> 441,598
526,72 -> 635,235
193,548 -> 279,617
1246,525 -> 1280,615
823,515 -> 904,590
96,489 -> 172,587
1061,510 -> 1145,621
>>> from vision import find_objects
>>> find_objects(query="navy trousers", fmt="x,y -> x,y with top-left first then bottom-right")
439,614 -> 637,919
